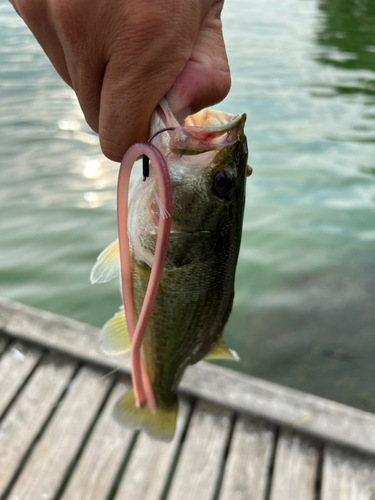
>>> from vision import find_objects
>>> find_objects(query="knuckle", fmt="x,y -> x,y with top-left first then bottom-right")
13,0 -> 44,24
11,0 -> 28,18
50,0 -> 83,46
125,0 -> 190,33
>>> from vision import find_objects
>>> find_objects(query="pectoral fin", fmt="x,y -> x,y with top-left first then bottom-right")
100,307 -> 131,355
205,337 -> 240,362
90,239 -> 120,284
114,390 -> 178,442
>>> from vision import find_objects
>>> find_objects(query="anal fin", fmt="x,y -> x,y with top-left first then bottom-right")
100,306 -> 131,355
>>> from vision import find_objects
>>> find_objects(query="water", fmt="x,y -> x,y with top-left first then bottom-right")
1,0 -> 374,412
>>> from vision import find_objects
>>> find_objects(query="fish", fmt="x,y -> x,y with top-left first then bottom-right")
91,99 -> 251,441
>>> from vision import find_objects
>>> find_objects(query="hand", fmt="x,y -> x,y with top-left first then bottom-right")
10,0 -> 230,161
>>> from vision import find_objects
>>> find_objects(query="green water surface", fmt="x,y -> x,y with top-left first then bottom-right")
1,0 -> 374,411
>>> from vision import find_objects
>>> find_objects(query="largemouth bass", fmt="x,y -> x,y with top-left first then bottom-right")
91,99 -> 250,441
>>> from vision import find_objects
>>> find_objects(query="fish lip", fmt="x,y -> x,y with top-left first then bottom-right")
151,99 -> 246,150
172,111 -> 246,156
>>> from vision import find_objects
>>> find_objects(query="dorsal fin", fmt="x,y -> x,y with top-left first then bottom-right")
90,239 -> 120,284
100,307 -> 131,355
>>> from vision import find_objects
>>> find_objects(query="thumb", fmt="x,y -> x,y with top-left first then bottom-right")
166,3 -> 231,121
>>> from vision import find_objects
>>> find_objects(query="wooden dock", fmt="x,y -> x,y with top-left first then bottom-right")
0,296 -> 374,500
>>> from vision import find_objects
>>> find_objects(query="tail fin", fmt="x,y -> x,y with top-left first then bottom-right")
113,389 -> 178,442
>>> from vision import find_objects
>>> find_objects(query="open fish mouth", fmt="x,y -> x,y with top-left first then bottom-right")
184,108 -> 244,131
151,99 -> 246,157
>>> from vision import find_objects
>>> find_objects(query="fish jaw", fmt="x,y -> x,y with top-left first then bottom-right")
150,98 -> 246,158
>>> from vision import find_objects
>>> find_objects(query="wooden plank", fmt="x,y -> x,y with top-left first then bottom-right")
61,379 -> 134,500
0,334 -> 8,355
2,296 -> 131,373
0,296 -> 19,331
321,445 -> 375,500
181,362 -> 375,457
168,401 -> 232,500
0,342 -> 42,416
116,399 -> 191,500
0,353 -> 75,496
219,416 -> 274,500
4,297 -> 375,457
270,430 -> 319,500
8,366 -> 111,500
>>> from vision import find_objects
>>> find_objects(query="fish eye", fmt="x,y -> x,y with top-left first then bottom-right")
213,169 -> 233,195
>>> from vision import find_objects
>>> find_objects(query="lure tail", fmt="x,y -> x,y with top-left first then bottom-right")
114,389 -> 178,442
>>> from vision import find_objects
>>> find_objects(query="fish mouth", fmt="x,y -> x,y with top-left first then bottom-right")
150,99 -> 246,156
184,108 -> 244,133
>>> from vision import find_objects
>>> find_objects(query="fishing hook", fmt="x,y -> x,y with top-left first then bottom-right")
142,127 -> 176,180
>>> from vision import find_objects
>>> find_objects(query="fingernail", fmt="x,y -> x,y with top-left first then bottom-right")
174,107 -> 192,124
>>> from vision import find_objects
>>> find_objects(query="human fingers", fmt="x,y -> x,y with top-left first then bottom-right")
11,0 -> 225,162
99,0 -> 229,161
97,2 -> 205,161
166,0 -> 231,121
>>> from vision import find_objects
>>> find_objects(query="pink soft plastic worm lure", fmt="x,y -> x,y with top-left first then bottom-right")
117,143 -> 172,411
